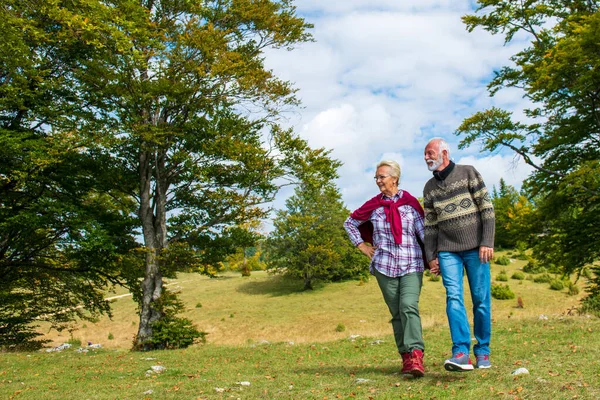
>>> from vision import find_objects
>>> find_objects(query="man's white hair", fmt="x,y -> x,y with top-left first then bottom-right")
427,137 -> 451,156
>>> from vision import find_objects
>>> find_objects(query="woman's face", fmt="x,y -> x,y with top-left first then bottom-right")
375,165 -> 398,195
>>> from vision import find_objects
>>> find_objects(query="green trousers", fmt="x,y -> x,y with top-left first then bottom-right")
373,269 -> 424,354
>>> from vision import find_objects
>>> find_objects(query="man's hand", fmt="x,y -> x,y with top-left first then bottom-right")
357,242 -> 375,259
479,246 -> 494,264
428,258 -> 440,275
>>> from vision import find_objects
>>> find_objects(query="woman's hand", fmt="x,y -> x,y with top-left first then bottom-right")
357,242 -> 375,259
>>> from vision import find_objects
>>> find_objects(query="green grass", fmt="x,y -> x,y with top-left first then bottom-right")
2,250 -> 599,399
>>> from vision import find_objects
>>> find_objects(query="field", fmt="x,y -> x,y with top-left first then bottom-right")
1,251 -> 599,399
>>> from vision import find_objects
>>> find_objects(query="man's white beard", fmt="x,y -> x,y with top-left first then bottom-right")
427,155 -> 444,171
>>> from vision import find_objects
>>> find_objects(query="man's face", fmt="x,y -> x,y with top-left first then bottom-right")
424,142 -> 444,172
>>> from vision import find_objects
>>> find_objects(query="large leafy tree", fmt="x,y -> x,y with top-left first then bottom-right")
64,0 -> 317,349
265,158 -> 370,290
457,1 -> 600,279
0,0 -> 140,349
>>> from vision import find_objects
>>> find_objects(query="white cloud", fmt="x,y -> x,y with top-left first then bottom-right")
263,0 -> 535,217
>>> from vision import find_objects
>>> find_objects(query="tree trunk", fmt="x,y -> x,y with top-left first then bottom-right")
135,147 -> 169,349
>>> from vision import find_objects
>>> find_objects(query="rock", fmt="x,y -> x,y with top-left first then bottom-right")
237,381 -> 251,386
151,365 -> 166,373
370,340 -> 385,345
215,388 -> 225,393
512,367 -> 530,375
45,343 -> 72,352
88,343 -> 102,349
143,390 -> 153,395
539,314 -> 548,320
355,378 -> 373,384
348,334 -> 361,341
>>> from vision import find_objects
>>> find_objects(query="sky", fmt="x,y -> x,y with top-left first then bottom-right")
264,0 -> 535,212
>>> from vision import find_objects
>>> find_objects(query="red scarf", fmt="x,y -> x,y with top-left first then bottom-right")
350,190 -> 424,245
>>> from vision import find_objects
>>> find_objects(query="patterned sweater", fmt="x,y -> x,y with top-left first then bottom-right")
422,164 -> 495,261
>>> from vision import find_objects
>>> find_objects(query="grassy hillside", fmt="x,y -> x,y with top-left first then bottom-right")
2,250 -> 598,399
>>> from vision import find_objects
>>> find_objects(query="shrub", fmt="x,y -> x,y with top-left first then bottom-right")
511,271 -> 525,280
495,271 -> 509,282
108,333 -> 114,340
133,290 -> 207,351
567,281 -> 580,296
549,279 -> 564,291
67,338 -> 82,347
580,295 -> 600,317
429,273 -> 441,282
533,273 -> 552,283
195,302 -> 202,308
494,255 -> 510,266
491,284 -> 515,300
335,323 -> 346,332
523,258 -> 546,274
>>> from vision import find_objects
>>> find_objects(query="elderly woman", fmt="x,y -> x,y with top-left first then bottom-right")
344,160 -> 426,377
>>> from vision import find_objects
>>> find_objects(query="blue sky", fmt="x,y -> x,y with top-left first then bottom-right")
265,0 -> 534,212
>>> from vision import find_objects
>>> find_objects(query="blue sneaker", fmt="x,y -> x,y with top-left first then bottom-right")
476,354 -> 491,369
444,352 -> 474,372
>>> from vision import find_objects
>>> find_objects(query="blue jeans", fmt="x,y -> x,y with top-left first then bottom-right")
439,249 -> 491,356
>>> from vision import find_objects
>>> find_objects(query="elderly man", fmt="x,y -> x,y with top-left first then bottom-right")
423,138 -> 495,371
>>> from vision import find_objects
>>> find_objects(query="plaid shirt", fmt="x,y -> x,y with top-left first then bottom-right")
345,191 -> 425,277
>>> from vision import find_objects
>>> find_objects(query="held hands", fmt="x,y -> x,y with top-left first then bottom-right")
428,258 -> 440,276
479,246 -> 494,264
357,242 -> 375,259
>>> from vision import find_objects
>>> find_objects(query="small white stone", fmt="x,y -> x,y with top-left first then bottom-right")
512,367 -> 529,375
355,378 -> 373,384
143,390 -> 153,395
539,314 -> 548,320
215,387 -> 225,393
237,381 -> 251,386
151,365 -> 166,373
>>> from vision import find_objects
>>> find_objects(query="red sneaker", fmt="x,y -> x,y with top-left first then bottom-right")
409,349 -> 425,377
401,352 -> 412,374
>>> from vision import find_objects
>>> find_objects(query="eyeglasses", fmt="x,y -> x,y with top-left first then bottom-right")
373,175 -> 390,181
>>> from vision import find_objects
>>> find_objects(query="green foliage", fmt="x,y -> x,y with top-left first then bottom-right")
108,333 -> 114,340
134,290 -> 206,351
494,255 -> 511,266
458,1 -> 600,291
567,281 -> 580,296
491,284 -> 515,300
549,279 -> 564,291
581,294 -> 600,317
495,271 -> 509,282
534,273 -> 553,284
335,323 -> 346,332
491,179 -> 520,248
265,165 -> 370,290
523,258 -> 546,274
429,273 -> 441,282
511,271 -> 525,280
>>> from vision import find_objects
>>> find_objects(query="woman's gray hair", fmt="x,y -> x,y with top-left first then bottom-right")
427,137 -> 451,156
377,160 -> 401,186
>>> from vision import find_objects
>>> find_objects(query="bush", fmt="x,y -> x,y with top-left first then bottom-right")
495,271 -> 509,282
549,279 -> 564,291
533,273 -> 553,283
108,333 -> 114,340
491,284 -> 515,300
429,273 -> 441,282
335,323 -> 346,332
523,258 -> 546,274
567,281 -> 580,296
511,271 -> 525,280
494,255 -> 510,266
580,295 -> 600,317
133,290 -> 207,351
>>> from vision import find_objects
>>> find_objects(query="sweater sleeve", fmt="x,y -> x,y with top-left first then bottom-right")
423,183 -> 438,262
469,167 -> 496,248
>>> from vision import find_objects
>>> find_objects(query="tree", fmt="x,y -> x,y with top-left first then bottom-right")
457,1 -> 600,281
0,0 -> 141,349
265,159 -> 370,290
491,178 -> 520,249
63,0 -> 318,349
